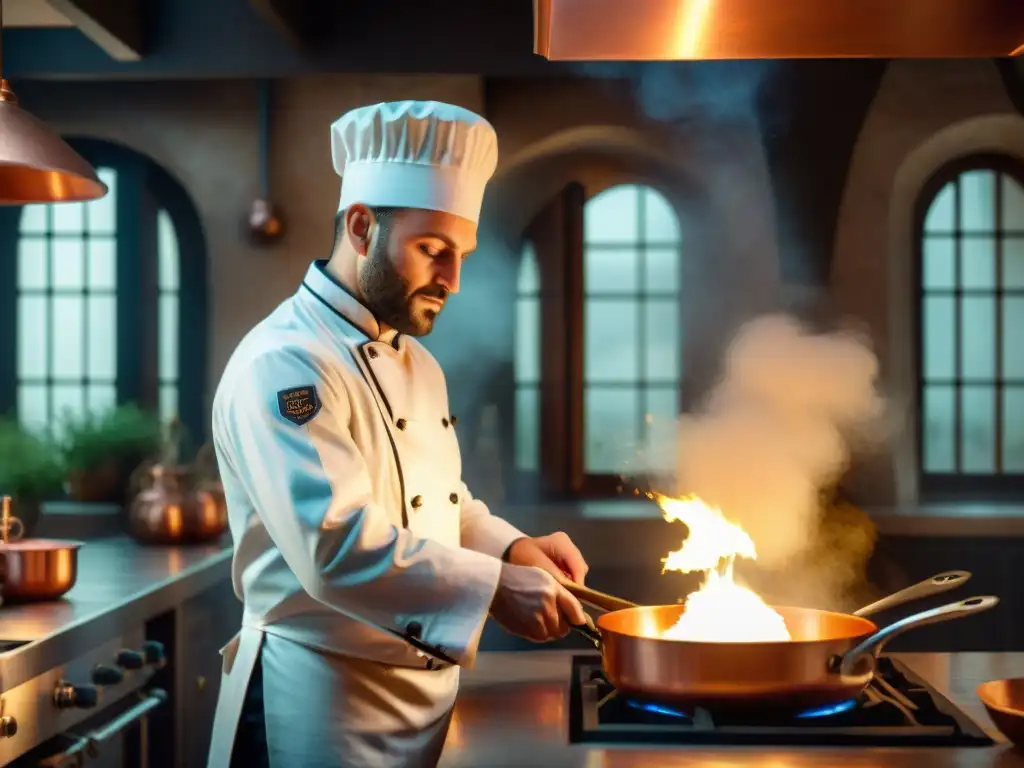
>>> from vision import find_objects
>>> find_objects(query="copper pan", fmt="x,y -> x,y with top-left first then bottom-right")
0,539 -> 82,601
0,497 -> 82,602
565,574 -> 997,714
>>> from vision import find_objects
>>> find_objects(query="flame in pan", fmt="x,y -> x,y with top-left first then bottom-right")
656,494 -> 792,643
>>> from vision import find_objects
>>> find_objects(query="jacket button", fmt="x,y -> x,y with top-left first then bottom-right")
441,417 -> 449,428
449,492 -> 459,504
366,347 -> 378,359
449,414 -> 457,426
406,621 -> 423,639
396,418 -> 407,430
411,495 -> 423,509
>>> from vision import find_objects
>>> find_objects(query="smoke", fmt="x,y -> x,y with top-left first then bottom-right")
572,61 -> 784,126
437,62 -> 791,504
667,313 -> 889,611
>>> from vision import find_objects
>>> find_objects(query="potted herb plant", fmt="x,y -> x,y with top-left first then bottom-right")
0,419 -> 66,538
61,404 -> 163,504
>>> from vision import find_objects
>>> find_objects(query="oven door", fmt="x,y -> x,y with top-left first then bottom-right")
11,688 -> 167,768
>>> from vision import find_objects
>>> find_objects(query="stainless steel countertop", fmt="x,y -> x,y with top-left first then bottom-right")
0,536 -> 232,690
442,650 -> 1024,767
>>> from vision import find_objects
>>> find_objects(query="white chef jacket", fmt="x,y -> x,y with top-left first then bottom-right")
206,260 -> 526,767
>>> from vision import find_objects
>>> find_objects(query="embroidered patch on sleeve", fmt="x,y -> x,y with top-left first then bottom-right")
277,386 -> 322,426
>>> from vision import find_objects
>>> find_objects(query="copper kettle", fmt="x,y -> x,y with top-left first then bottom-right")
127,437 -> 227,546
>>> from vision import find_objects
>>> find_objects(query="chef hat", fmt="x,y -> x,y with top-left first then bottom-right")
331,100 -> 499,225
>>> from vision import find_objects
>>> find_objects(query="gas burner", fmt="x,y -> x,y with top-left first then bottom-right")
621,694 -> 860,721
569,655 -> 994,747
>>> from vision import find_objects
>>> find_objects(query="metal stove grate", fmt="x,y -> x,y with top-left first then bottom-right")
568,654 -> 995,747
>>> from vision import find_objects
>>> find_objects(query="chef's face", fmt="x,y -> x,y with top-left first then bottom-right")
351,205 -> 477,336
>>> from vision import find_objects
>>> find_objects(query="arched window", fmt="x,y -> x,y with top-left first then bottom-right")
514,241 -> 541,472
582,184 -> 682,479
0,139 -> 208,444
157,209 -> 182,425
15,169 -> 120,433
917,157 -> 1024,497
513,182 -> 683,497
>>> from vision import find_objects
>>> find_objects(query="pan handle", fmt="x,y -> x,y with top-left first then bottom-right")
570,614 -> 602,650
561,582 -> 638,613
838,595 -> 999,678
852,571 -> 971,617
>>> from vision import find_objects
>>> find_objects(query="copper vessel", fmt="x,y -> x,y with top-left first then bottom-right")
977,677 -> 1024,747
566,573 -> 999,713
127,462 -> 227,546
533,0 -> 1024,60
0,496 -> 82,602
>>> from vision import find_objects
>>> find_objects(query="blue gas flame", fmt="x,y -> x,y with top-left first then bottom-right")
627,700 -> 691,719
625,698 -> 859,720
795,699 -> 858,719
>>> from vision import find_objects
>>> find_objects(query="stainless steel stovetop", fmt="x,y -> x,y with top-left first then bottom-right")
568,655 -> 994,747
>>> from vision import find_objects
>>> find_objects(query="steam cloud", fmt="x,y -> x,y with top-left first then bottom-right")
668,313 -> 888,610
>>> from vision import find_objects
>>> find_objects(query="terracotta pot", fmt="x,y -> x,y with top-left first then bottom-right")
67,460 -> 123,503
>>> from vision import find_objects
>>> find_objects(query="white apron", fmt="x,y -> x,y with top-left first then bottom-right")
206,261 -> 525,767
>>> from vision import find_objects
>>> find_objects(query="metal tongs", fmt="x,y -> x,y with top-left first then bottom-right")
562,570 -> 972,618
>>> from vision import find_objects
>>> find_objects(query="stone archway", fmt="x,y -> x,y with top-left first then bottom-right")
433,125 -> 703,501
429,122 -> 779,503
486,124 -> 700,240
832,58 -> 1024,506
480,122 -> 781,397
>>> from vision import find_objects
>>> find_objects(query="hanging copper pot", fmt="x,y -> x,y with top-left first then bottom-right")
245,79 -> 286,246
246,197 -> 285,245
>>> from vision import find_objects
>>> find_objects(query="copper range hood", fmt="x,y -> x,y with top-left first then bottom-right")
533,0 -> 1024,60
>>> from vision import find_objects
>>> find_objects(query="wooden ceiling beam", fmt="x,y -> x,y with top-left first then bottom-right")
250,0 -> 326,50
43,0 -> 144,61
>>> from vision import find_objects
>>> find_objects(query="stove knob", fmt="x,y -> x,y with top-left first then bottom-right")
0,715 -> 17,738
116,649 -> 145,670
91,664 -> 125,686
142,640 -> 166,666
54,683 -> 99,710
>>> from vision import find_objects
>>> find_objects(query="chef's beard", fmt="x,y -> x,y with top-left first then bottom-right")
359,238 -> 447,337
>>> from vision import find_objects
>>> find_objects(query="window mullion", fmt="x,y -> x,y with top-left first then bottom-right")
995,171 -> 1005,474
953,177 -> 963,473
0,208 -> 19,415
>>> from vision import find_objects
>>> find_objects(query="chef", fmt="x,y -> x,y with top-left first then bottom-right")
206,100 -> 590,768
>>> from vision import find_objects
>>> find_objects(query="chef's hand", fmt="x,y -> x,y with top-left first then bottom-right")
490,563 -> 588,642
505,532 -> 589,585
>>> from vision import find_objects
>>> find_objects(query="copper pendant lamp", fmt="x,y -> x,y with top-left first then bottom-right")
0,1 -> 106,204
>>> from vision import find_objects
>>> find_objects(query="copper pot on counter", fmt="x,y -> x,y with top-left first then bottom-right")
0,496 -> 82,602
127,461 -> 227,546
